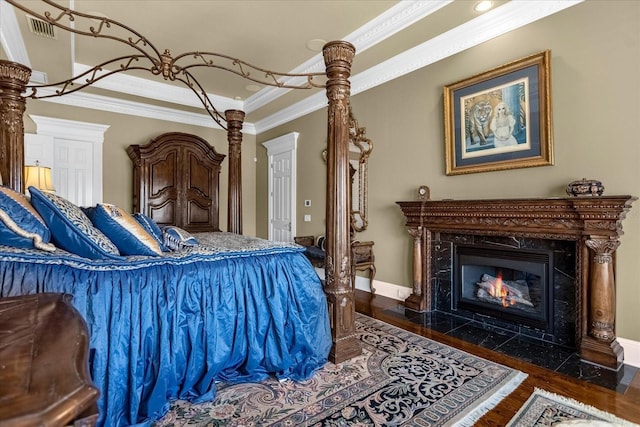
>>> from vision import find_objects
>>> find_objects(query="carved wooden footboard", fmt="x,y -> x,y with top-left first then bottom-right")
0,293 -> 100,426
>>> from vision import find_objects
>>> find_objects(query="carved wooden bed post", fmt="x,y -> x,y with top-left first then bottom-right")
0,60 -> 31,192
225,109 -> 245,234
323,41 -> 362,363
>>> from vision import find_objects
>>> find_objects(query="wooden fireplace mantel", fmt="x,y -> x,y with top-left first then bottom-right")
397,196 -> 636,370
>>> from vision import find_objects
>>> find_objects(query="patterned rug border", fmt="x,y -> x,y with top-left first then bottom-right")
156,313 -> 528,426
506,388 -> 640,426
356,314 -> 528,426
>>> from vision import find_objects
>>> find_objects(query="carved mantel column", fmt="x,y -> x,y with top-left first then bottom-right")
225,109 -> 245,234
404,226 -> 430,312
323,40 -> 361,363
585,238 -> 619,342
0,60 -> 31,192
580,237 -> 624,369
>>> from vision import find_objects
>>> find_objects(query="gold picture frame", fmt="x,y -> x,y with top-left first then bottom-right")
444,50 -> 553,175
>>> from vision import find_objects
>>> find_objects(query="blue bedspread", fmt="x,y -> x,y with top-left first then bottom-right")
0,232 -> 331,427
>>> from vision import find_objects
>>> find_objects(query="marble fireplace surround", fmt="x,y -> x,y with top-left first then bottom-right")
397,196 -> 635,371
437,233 -> 574,347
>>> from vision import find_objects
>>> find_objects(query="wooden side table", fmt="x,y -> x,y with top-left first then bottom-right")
0,293 -> 100,426
351,240 -> 376,294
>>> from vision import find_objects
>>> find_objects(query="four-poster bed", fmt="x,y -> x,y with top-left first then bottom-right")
0,1 -> 361,425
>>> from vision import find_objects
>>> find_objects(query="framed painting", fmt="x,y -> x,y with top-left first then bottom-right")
444,50 -> 553,175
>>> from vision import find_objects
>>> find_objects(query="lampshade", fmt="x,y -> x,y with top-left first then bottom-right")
24,161 -> 56,193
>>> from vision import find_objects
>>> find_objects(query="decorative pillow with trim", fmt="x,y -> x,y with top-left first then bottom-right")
0,186 -> 55,251
133,213 -> 169,252
28,187 -> 121,259
162,225 -> 199,251
89,204 -> 163,256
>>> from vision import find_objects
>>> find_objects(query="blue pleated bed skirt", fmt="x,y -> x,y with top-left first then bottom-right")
0,233 -> 332,426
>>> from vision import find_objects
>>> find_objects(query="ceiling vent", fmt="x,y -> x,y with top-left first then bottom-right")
26,15 -> 56,39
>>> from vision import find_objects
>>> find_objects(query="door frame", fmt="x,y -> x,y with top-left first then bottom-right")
262,132 -> 298,241
27,115 -> 108,205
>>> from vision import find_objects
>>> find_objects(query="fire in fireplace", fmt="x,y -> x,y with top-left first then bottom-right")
453,245 -> 553,332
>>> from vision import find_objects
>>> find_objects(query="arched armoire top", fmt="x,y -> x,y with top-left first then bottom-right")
127,132 -> 225,166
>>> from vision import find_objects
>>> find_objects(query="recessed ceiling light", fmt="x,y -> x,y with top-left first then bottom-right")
245,84 -> 261,92
474,1 -> 493,13
306,39 -> 327,52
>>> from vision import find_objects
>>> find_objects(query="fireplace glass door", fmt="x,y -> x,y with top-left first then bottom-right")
453,245 -> 553,331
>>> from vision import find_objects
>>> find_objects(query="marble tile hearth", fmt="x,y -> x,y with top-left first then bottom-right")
398,304 -> 638,393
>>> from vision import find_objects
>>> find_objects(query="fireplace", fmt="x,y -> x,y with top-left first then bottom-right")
453,244 -> 552,332
434,235 -> 575,347
397,196 -> 636,370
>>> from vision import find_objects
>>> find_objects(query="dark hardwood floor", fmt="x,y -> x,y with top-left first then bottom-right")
354,289 -> 640,425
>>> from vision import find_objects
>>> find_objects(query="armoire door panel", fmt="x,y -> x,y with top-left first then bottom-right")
147,190 -> 178,212
186,200 -> 212,227
149,201 -> 177,227
149,152 -> 178,197
187,153 -> 213,197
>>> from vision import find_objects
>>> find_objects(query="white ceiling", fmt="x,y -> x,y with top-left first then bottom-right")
1,0 -> 582,134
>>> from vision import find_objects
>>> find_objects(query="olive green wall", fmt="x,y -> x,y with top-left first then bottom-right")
23,101 -> 258,236
256,1 -> 640,340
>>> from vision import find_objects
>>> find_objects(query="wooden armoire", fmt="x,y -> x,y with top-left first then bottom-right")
127,132 -> 225,232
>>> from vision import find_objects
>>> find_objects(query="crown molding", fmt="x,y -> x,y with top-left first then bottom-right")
29,114 -> 110,141
243,0 -> 452,113
0,1 -> 48,84
254,0 -> 583,133
3,0 -> 582,136
253,92 -> 325,134
35,87 -> 257,134
0,1 -> 29,66
350,0 -> 583,95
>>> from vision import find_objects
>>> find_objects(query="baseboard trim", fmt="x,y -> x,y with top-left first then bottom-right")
315,269 -> 640,368
314,268 -> 412,301
355,276 -> 412,301
618,338 -> 640,368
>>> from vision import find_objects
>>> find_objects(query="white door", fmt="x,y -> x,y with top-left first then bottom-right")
27,115 -> 108,206
53,139 -> 94,206
271,150 -> 293,241
262,132 -> 298,242
25,134 -> 94,205
24,134 -> 54,169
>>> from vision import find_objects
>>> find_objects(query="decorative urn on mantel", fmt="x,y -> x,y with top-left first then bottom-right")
566,178 -> 605,197
396,193 -> 636,371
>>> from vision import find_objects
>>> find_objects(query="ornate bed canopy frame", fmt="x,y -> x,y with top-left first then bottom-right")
0,0 -> 361,363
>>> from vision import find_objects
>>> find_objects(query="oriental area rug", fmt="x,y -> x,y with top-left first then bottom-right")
507,388 -> 640,426
154,313 -> 526,426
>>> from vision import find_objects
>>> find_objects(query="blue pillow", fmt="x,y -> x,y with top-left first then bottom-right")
133,213 -> 168,252
162,225 -> 199,250
28,187 -> 120,259
88,204 -> 162,256
0,186 -> 55,251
